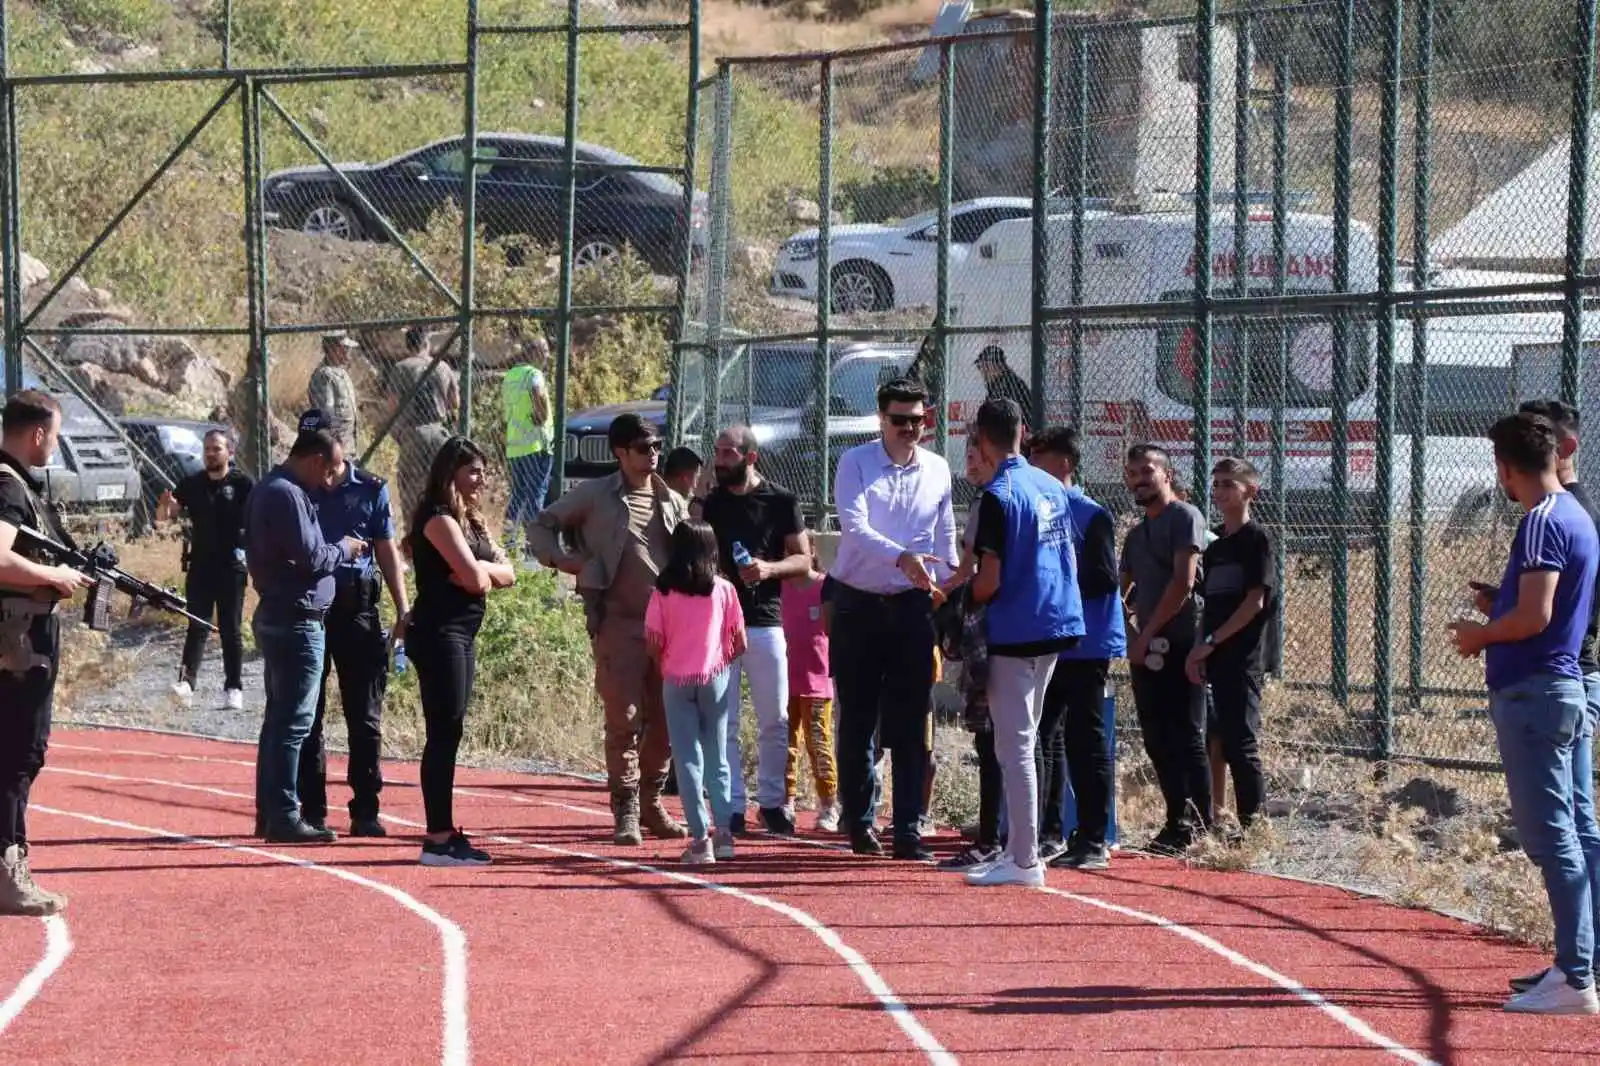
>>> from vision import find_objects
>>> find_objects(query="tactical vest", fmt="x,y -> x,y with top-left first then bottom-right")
503,365 -> 552,459
0,463 -> 60,676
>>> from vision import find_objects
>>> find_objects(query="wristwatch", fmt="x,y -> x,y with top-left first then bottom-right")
1202,633 -> 1216,647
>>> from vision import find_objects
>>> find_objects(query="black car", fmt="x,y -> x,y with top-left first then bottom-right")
262,133 -> 708,274
119,416 -> 231,536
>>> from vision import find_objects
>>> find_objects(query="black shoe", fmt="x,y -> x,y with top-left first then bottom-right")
1038,836 -> 1069,864
1510,968 -> 1551,993
892,836 -> 934,862
937,844 -> 1001,870
1051,841 -> 1110,870
302,815 -> 329,833
420,831 -> 492,868
850,829 -> 884,856
1145,826 -> 1192,857
265,820 -> 337,845
729,812 -> 748,837
760,806 -> 796,836
349,818 -> 388,839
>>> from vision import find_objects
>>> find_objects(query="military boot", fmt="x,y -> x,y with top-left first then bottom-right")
1,844 -> 63,917
612,788 -> 643,846
640,773 -> 688,841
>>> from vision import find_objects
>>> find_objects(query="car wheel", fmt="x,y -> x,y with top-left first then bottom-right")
300,199 -> 364,242
574,235 -> 623,272
830,262 -> 892,313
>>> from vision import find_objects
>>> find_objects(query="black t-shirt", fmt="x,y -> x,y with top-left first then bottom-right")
1566,481 -> 1600,673
702,480 -> 805,628
174,468 -> 254,565
1200,520 -> 1275,669
408,505 -> 497,638
971,490 -> 1078,658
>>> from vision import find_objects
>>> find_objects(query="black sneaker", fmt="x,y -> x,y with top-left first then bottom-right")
1052,841 -> 1110,870
850,829 -> 884,856
420,832 -> 492,867
1038,837 -> 1069,864
937,844 -> 1001,871
760,806 -> 796,836
265,820 -> 337,845
1144,826 -> 1193,857
728,812 -> 748,837
349,818 -> 388,839
892,836 -> 934,862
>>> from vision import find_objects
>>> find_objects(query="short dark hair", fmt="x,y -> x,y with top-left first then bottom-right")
1489,412 -> 1558,474
288,427 -> 339,462
663,446 -> 702,481
608,413 -> 659,455
1028,425 -> 1081,469
404,325 -> 429,354
1519,398 -> 1579,439
656,519 -> 720,597
2,389 -> 61,434
204,427 -> 235,449
973,398 -> 1023,450
1127,443 -> 1172,469
1212,456 -> 1260,485
876,376 -> 929,413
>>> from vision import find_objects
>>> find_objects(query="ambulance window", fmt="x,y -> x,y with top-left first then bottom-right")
1395,363 -> 1513,438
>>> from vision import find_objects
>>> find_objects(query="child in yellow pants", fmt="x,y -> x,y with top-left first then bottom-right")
781,544 -> 839,831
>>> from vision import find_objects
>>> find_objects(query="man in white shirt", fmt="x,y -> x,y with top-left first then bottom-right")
830,377 -> 958,859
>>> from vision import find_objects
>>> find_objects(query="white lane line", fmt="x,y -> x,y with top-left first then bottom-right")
0,916 -> 71,1035
30,781 -> 469,1066
47,744 -> 954,1065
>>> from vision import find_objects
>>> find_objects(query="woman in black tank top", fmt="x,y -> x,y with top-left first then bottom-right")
405,436 -> 517,867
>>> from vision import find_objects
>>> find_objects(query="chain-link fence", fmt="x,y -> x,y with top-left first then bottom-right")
679,0 -> 1600,776
0,0 -> 702,556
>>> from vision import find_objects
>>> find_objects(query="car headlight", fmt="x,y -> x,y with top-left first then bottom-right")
781,238 -> 818,261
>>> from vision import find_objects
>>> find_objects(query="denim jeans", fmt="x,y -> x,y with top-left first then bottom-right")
663,669 -> 737,840
1578,674 -> 1600,976
253,616 -> 327,830
1490,671 -> 1594,988
726,626 -> 790,811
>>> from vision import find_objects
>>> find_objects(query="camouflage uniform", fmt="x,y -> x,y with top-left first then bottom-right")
307,361 -> 360,454
389,355 -> 458,519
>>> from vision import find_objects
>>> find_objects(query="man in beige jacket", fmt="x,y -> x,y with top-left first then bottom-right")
530,413 -> 688,845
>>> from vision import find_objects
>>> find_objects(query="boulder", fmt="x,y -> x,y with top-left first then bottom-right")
787,195 -> 822,224
151,338 -> 232,411
57,332 -> 162,387
20,253 -> 48,291
734,241 -> 774,278
68,363 -> 173,417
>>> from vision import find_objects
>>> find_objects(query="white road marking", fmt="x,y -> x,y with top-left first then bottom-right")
0,916 -> 71,1035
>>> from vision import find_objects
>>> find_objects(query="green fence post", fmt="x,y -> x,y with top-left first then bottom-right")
1069,30 -> 1087,430
1563,0 -> 1598,405
814,58 -> 834,523
1029,0 -> 1053,432
0,2 -> 20,398
550,0 -> 581,500
1408,0 -> 1433,715
1374,0 -> 1404,764
1231,11 -> 1252,458
1269,50 -> 1289,679
935,40 -> 954,458
1192,0 -> 1215,518
243,76 -> 272,476
458,0 -> 479,437
704,64 -> 733,462
1330,0 -> 1355,708
667,0 -> 703,451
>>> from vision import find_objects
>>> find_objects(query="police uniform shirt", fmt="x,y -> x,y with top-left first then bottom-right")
318,462 -> 393,587
174,468 -> 254,568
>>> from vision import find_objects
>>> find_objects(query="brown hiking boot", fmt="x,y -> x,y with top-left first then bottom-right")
1,844 -> 64,917
612,790 -> 643,846
640,775 -> 688,840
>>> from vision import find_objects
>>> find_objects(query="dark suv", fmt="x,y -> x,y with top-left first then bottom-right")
561,341 -> 918,504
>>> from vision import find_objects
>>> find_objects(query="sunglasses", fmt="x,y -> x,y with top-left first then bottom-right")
629,439 -> 664,455
886,413 -> 926,429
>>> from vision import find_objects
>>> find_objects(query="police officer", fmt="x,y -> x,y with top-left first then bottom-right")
296,410 -> 410,838
0,390 -> 93,915
157,427 -> 253,711
309,332 -> 361,454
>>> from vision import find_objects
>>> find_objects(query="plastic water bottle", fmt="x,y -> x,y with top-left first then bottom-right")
732,541 -> 753,568
393,645 -> 409,675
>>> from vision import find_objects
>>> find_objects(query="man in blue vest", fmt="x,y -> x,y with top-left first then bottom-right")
1028,425 -> 1127,872
965,398 -> 1085,887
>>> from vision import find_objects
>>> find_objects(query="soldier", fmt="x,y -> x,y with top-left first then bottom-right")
297,411 -> 411,838
308,332 -> 361,454
0,390 -> 94,915
391,326 -> 459,518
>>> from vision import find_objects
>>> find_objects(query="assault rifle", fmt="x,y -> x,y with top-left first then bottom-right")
15,525 -> 216,632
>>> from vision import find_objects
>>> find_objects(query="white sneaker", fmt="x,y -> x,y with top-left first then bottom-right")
814,802 -> 841,834
680,837 -> 716,865
169,680 -> 194,708
966,855 -> 1046,888
223,689 -> 244,711
713,829 -> 736,861
1504,966 -> 1600,1014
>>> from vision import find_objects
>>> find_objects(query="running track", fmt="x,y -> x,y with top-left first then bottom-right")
3,728 -> 1597,1065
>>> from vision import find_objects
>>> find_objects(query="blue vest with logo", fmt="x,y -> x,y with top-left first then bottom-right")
983,455 -> 1086,648
1059,486 -> 1127,661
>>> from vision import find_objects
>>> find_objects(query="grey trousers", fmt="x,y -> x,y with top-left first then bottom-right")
986,652 -> 1059,868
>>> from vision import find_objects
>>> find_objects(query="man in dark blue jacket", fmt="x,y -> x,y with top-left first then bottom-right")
965,398 -> 1084,887
245,413 -> 368,844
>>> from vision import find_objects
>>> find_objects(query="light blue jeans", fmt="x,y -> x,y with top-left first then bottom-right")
1577,675 -> 1600,975
1491,671 -> 1594,988
663,669 -> 736,840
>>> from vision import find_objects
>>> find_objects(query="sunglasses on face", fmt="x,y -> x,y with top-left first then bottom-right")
886,413 -> 926,429
629,439 -> 664,455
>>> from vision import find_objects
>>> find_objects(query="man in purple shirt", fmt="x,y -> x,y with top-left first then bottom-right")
830,377 -> 958,859
245,413 -> 368,845
1450,411 -> 1599,1014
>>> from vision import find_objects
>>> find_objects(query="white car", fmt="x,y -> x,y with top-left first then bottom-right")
770,197 -> 1033,313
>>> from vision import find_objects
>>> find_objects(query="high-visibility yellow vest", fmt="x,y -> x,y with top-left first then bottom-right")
503,365 -> 552,458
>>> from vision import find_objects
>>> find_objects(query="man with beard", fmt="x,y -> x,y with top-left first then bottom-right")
701,424 -> 810,835
531,413 -> 689,845
829,377 -> 958,859
158,428 -> 254,712
1121,443 -> 1210,853
0,390 -> 94,915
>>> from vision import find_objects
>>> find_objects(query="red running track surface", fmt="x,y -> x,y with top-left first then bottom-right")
0,727 -> 1596,1065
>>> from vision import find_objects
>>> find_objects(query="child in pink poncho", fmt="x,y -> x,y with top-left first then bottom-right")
645,519 -> 748,864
